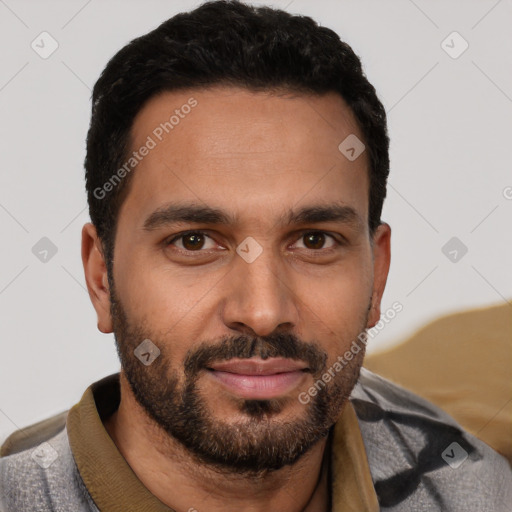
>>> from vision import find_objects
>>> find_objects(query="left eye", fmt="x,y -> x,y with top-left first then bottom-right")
293,232 -> 337,250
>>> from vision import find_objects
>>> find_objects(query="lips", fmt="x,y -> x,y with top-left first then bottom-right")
208,357 -> 308,375
207,357 -> 309,400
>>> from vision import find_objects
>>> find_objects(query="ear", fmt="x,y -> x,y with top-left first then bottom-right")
367,222 -> 391,328
81,223 -> 113,333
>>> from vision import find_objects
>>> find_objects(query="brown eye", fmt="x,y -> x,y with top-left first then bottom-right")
167,231 -> 217,252
303,232 -> 326,250
181,233 -> 205,250
293,232 -> 338,251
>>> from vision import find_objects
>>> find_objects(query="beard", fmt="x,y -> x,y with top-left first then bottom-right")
109,280 -> 368,476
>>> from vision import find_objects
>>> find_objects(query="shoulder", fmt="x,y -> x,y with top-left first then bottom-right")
350,368 -> 512,511
0,421 -> 97,512
1,410 -> 68,458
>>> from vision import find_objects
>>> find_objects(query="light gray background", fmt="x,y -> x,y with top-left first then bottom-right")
1,0 -> 511,444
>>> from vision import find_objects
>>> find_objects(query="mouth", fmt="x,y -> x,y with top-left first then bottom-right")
206,357 -> 309,400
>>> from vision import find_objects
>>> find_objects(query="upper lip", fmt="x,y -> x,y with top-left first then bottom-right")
208,357 -> 309,376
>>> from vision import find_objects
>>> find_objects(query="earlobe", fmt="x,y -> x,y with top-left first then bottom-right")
366,222 -> 391,329
81,223 -> 113,333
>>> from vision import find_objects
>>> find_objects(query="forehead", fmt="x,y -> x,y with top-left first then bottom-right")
119,86 -> 369,230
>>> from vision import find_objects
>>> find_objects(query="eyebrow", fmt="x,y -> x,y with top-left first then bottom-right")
142,202 -> 363,231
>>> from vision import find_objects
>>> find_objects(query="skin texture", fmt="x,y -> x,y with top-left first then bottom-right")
82,86 -> 391,512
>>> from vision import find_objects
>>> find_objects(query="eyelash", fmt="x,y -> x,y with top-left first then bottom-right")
165,230 -> 342,254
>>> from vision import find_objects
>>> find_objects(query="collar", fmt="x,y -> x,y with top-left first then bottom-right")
67,373 -> 378,511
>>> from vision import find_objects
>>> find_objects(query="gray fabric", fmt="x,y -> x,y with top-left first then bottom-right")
1,369 -> 511,511
0,426 -> 98,512
353,368 -> 512,511
0,411 -> 68,458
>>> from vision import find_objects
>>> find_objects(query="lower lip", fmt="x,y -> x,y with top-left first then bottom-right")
208,370 -> 307,399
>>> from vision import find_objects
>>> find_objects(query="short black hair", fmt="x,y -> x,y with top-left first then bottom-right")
85,0 -> 389,271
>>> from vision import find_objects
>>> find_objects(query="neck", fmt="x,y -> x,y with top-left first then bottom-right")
104,372 -> 331,512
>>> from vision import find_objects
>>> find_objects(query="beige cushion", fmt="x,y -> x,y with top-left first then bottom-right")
364,303 -> 512,465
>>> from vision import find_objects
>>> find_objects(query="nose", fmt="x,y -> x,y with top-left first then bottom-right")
221,247 -> 299,337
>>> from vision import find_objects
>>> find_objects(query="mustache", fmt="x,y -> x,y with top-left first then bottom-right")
183,332 -> 327,377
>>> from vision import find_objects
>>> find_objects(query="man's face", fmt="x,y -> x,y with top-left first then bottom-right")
91,86 -> 390,474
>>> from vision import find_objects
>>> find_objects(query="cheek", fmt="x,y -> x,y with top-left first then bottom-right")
113,257 -> 224,366
300,257 -> 373,324
114,247 -> 220,324
295,257 -> 373,359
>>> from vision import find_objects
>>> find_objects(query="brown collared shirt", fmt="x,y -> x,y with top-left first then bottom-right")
2,369 -> 511,511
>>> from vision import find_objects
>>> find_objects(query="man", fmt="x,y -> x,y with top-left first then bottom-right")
1,1 -> 511,511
